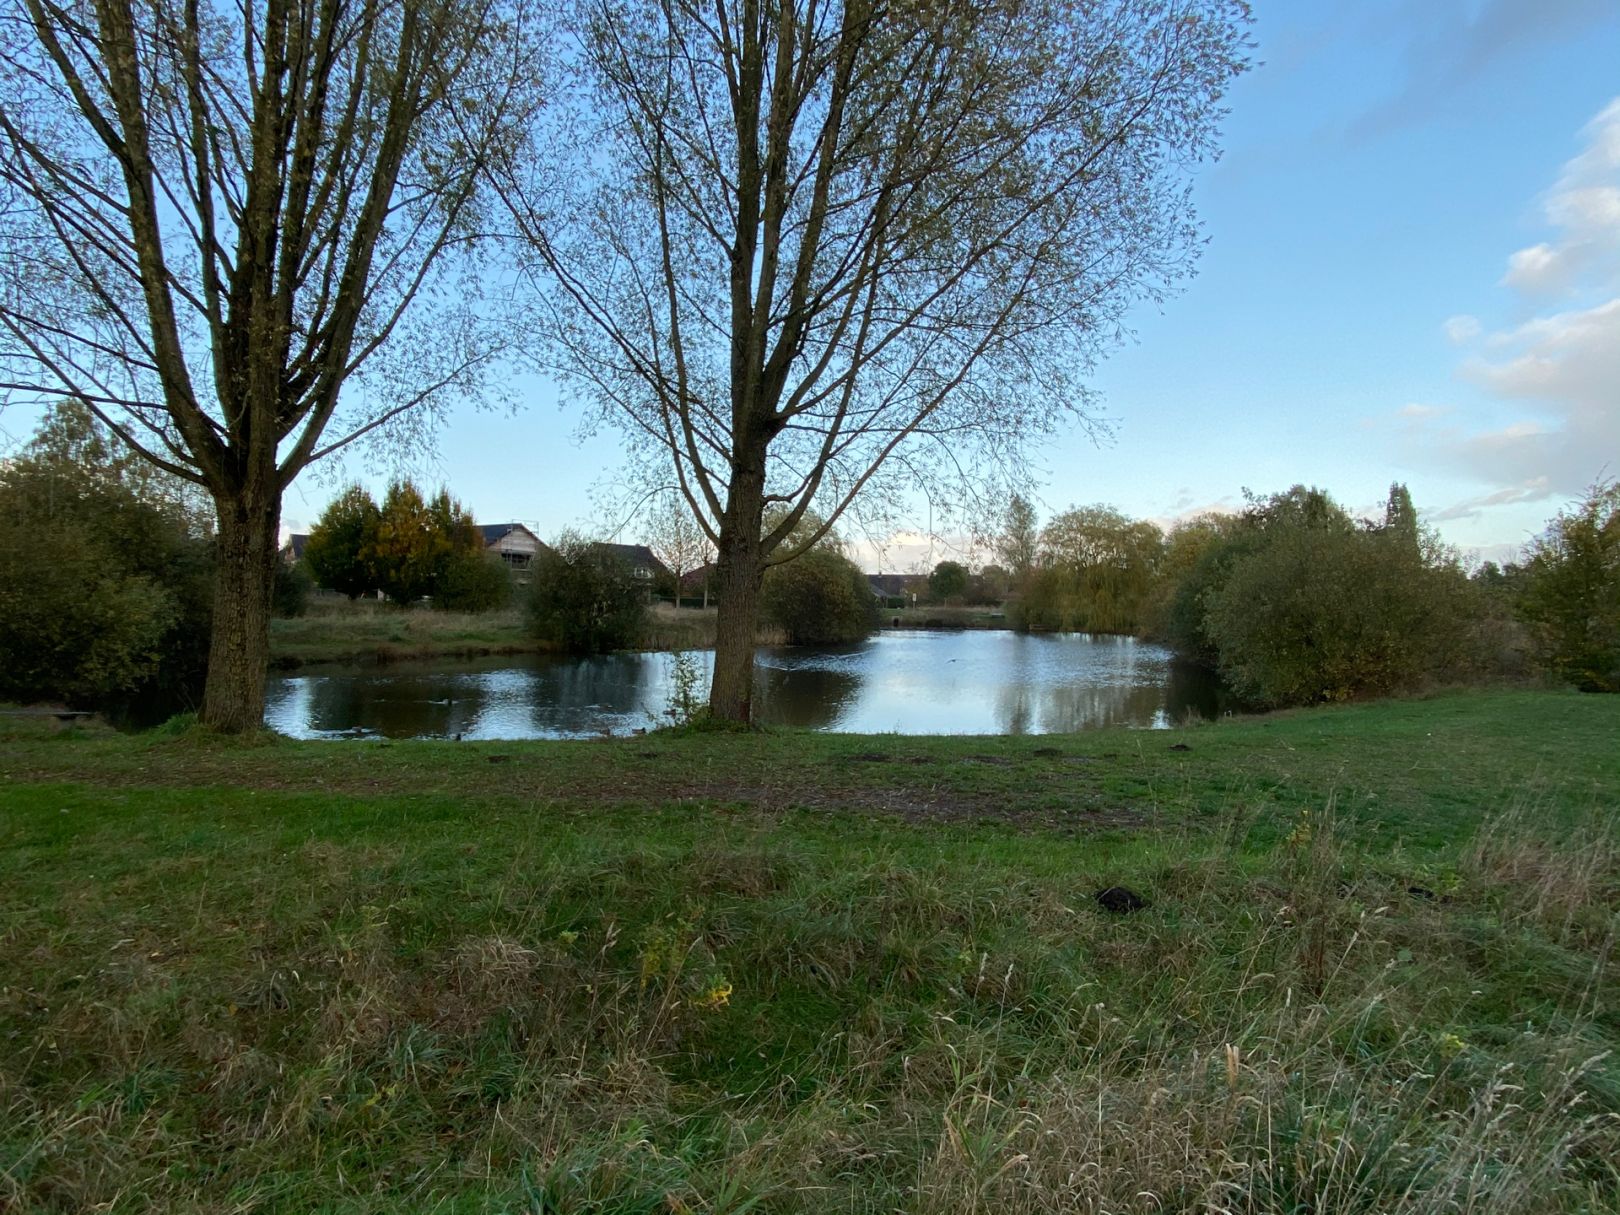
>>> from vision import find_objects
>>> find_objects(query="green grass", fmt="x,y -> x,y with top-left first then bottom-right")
885,604 -> 1008,629
270,602 -> 776,667
270,601 -> 538,667
1,689 -> 1617,1213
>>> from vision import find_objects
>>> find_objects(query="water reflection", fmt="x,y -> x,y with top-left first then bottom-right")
756,656 -> 863,729
303,669 -> 473,738
1163,659 -> 1237,723
995,684 -> 1035,735
273,652 -> 661,740
264,630 -> 1225,740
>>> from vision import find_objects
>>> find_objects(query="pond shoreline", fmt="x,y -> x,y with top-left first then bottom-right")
271,624 -> 1036,672
273,597 -> 1153,673
270,603 -> 796,670
265,629 -> 1225,740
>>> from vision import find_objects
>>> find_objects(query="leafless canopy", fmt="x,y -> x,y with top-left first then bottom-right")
644,486 -> 712,583
0,0 -> 537,497
503,0 -> 1250,559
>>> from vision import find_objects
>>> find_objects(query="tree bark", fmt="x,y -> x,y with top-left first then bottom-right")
708,461 -> 767,724
201,485 -> 281,732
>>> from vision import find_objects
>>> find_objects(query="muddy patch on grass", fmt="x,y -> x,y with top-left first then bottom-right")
6,743 -> 1148,833
838,752 -> 936,766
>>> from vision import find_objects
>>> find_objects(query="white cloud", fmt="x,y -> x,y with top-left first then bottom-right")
1399,402 -> 1450,419
1442,314 -> 1482,343
1428,479 -> 1552,523
1549,184 -> 1620,230
1461,541 -> 1526,568
850,529 -> 980,575
1147,498 -> 1241,534
1446,298 -> 1620,491
1502,243 -> 1566,292
1464,298 -> 1620,400
1502,98 -> 1620,296
1398,99 -> 1619,517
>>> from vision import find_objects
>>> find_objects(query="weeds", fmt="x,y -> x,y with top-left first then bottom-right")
1,700 -> 1617,1212
661,650 -> 708,729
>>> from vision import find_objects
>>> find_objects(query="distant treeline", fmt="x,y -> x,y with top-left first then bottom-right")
979,484 -> 1617,707
3,402 -> 1614,715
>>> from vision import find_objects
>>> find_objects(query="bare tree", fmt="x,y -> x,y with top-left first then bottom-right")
644,489 -> 711,608
0,0 -> 538,730
500,0 -> 1250,722
997,493 -> 1040,581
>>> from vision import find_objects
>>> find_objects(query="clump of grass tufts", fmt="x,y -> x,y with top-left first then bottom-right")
2,761 -> 1617,1212
911,1018 -> 1619,1214
1463,802 -> 1620,946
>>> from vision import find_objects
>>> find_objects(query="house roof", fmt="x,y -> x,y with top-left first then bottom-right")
866,573 -> 916,596
679,562 -> 717,588
594,542 -> 671,578
283,533 -> 310,559
478,522 -> 547,552
478,523 -> 511,544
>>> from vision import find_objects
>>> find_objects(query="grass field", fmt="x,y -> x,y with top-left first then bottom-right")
884,604 -> 1008,630
2,689 -> 1617,1212
269,601 -> 538,667
269,602 -> 780,668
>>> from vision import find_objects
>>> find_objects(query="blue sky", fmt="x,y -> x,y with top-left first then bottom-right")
328,0 -> 1609,571
1037,0 -> 1620,568
12,0 -> 1618,573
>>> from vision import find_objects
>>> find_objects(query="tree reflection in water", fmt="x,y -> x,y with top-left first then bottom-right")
994,686 -> 1035,735
756,662 -> 862,729
266,632 -> 1228,740
303,669 -> 483,739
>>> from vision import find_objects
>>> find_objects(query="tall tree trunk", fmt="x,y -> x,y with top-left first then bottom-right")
708,463 -> 767,724
201,483 -> 281,732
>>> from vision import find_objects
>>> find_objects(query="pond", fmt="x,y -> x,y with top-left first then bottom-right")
264,629 -> 1228,740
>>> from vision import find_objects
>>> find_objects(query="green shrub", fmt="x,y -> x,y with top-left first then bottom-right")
760,548 -> 879,644
365,481 -> 483,606
1514,482 -> 1619,691
1203,523 -> 1474,707
273,561 -> 314,618
0,402 -> 212,710
927,560 -> 968,604
527,533 -> 646,652
303,484 -> 379,598
0,522 -> 177,703
1138,513 -> 1244,647
1015,562 -> 1157,634
434,552 -> 512,613
1014,505 -> 1164,634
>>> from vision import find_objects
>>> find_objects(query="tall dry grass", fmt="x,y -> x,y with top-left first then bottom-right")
2,798 -> 1615,1213
637,602 -> 788,651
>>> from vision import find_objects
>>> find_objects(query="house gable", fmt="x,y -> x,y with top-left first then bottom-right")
594,542 -> 671,582
479,522 -> 545,568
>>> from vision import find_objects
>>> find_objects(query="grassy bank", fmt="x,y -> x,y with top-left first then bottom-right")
270,602 -> 777,668
883,604 -> 1008,629
270,601 -> 537,667
2,690 -> 1617,1213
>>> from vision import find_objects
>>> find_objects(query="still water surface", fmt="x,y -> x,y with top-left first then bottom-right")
265,629 -> 1224,740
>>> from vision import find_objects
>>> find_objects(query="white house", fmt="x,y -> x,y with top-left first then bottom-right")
479,523 -> 546,570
